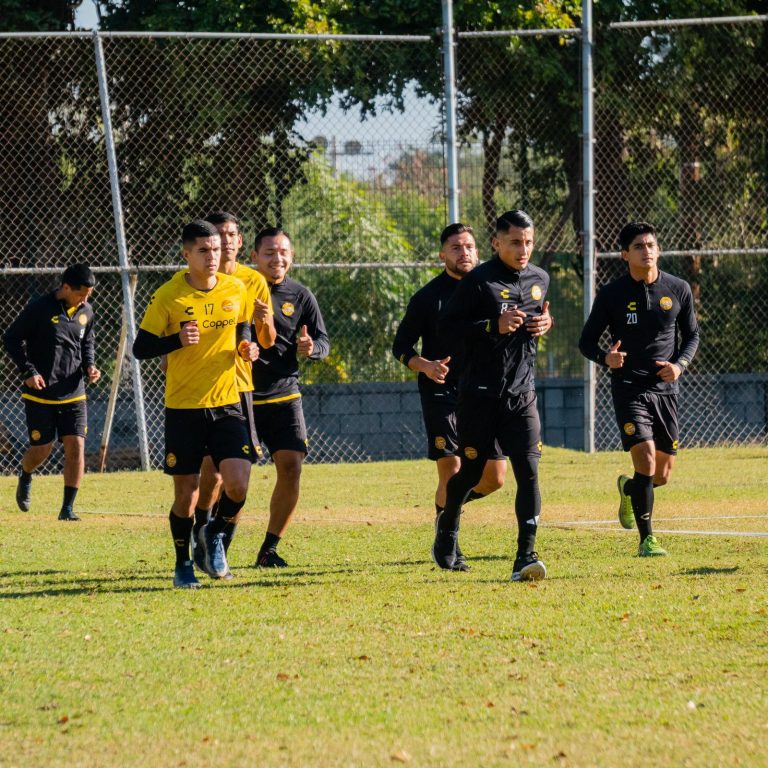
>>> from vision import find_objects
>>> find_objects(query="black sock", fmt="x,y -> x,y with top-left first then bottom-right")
21,469 -> 32,482
511,454 -> 541,560
442,460 -> 485,529
207,492 -> 244,536
629,472 -> 654,541
435,503 -> 444,517
61,485 -> 78,513
259,531 -> 281,555
192,506 -> 212,539
223,522 -> 238,554
169,510 -> 193,565
465,490 -> 485,503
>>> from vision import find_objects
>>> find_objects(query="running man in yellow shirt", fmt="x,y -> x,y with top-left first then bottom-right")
133,219 -> 259,588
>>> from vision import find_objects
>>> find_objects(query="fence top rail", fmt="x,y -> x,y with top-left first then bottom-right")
609,14 -> 768,30
0,30 -> 431,43
458,27 -> 581,38
599,248 -> 768,259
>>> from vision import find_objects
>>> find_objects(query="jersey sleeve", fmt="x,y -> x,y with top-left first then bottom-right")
236,281 -> 249,324
392,293 -> 425,367
253,272 -> 273,315
81,310 -> 96,371
300,289 -> 330,361
674,282 -> 700,369
2,303 -> 39,378
139,289 -> 170,337
579,286 -> 611,366
438,274 -> 497,342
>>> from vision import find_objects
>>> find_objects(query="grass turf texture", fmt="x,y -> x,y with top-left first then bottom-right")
0,446 -> 766,768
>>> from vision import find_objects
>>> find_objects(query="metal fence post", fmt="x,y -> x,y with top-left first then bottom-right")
93,30 -> 151,470
581,0 -> 596,453
441,0 -> 460,222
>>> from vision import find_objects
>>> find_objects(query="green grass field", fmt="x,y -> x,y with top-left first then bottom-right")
1,447 -> 767,768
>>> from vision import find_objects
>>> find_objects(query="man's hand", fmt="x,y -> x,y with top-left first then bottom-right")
24,374 -> 45,390
179,320 -> 199,346
498,306 -> 527,334
297,325 -> 314,358
525,300 -> 552,337
606,340 -> 626,369
253,299 -> 271,324
238,341 -> 260,362
655,360 -> 682,382
424,356 -> 450,384
86,365 -> 101,384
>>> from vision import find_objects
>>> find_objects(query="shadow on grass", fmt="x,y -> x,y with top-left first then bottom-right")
675,566 -> 740,576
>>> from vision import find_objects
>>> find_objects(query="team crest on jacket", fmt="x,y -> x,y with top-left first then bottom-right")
78,313 -> 88,326
221,300 -> 234,312
531,285 -> 542,301
281,302 -> 295,317
659,296 -> 673,310
623,422 -> 636,436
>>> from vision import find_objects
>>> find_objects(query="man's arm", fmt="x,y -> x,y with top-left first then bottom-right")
3,304 -> 40,380
674,284 -> 700,369
578,288 -> 611,367
81,314 -> 101,383
297,291 -> 330,360
438,275 -> 497,342
132,328 -> 185,360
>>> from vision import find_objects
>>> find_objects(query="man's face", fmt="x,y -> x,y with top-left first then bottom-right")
622,233 -> 659,271
440,231 -> 478,278
492,226 -> 534,271
252,234 -> 293,284
183,235 -> 221,280
60,284 -> 93,309
214,220 -> 243,266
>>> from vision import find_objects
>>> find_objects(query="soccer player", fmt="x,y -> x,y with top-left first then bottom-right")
393,223 -> 551,570
433,210 -> 551,581
250,227 -> 330,567
3,263 -> 100,521
190,211 -> 276,568
579,221 -> 700,557
132,220 -> 259,589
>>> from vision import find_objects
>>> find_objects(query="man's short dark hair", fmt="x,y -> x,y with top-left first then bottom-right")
439,222 -> 475,246
182,219 -> 219,246
205,211 -> 239,229
495,209 -> 534,233
619,221 -> 657,251
61,263 -> 95,289
254,227 -> 291,252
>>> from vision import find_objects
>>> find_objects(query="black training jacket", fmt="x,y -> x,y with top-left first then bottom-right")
3,291 -> 96,401
252,277 -> 330,399
392,270 -> 464,397
438,258 -> 550,399
579,270 -> 700,394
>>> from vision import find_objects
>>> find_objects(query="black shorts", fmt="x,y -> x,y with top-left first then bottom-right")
164,403 -> 251,475
456,390 -> 541,463
202,392 -> 263,463
611,387 -> 679,454
252,396 -> 308,456
24,398 -> 87,444
421,392 -> 503,461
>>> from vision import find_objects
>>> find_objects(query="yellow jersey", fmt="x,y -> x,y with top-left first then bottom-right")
231,263 -> 273,393
140,270 -> 248,409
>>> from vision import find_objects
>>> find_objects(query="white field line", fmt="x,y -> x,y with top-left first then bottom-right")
556,515 -> 768,526
549,515 -> 768,537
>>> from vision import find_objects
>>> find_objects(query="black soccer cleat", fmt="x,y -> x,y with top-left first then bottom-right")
15,473 -> 32,512
173,560 -> 202,589
431,511 -> 459,570
256,549 -> 288,568
58,508 -> 80,521
453,540 -> 471,571
511,552 -> 547,582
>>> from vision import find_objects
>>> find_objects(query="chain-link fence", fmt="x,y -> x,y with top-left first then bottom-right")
0,16 -> 766,473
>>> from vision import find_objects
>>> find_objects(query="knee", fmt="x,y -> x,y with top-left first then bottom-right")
654,472 -> 670,487
277,458 -> 303,486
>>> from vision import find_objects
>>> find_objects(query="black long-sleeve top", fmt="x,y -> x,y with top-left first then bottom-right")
579,270 -> 700,394
252,277 -> 330,400
3,291 -> 96,402
392,270 -> 464,397
438,258 -> 550,399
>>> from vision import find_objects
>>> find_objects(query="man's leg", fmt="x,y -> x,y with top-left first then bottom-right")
509,452 -> 545,581
205,457 -> 250,567
435,455 -> 460,510
653,450 -> 675,487
16,443 -> 52,511
194,455 -> 222,540
171,474 -> 201,588
256,449 -> 303,567
624,440 -> 666,555
59,435 -> 85,521
471,458 -> 507,498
